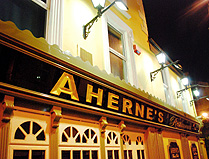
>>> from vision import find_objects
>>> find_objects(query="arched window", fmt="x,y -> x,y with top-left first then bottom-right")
59,120 -> 100,159
105,130 -> 120,159
14,121 -> 45,141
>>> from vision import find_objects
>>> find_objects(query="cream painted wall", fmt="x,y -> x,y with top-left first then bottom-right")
62,0 -> 105,70
135,47 -> 166,101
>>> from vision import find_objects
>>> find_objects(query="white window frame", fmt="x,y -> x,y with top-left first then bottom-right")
122,131 -> 146,159
32,0 -> 64,47
9,145 -> 49,159
102,10 -> 138,87
59,118 -> 101,159
59,147 -> 101,159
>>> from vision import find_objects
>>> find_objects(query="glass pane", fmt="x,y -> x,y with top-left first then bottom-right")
110,52 -> 124,80
73,151 -> 80,159
62,150 -> 70,159
114,150 -> 119,159
65,127 -> 71,138
14,127 -> 25,139
108,150 -> 113,159
128,150 -> 133,159
36,130 -> 45,141
83,150 -> 90,159
62,133 -> 68,142
141,150 -> 145,159
108,26 -> 123,55
20,121 -> 30,134
92,150 -> 98,159
13,150 -> 29,159
0,0 -> 46,38
33,122 -> 41,134
124,150 -> 127,159
32,150 -> 45,159
137,150 -> 141,159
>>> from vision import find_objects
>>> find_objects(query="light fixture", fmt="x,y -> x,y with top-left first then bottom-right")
150,52 -> 179,82
202,113 -> 208,118
193,88 -> 200,97
177,83 -> 209,98
181,77 -> 189,86
83,0 -> 128,39
190,95 -> 208,106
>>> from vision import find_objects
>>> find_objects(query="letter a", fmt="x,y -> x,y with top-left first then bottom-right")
50,72 -> 79,101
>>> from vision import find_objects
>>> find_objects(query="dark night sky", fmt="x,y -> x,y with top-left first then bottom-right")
143,0 -> 209,83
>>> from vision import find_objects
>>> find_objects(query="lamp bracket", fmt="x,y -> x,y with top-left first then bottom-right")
150,60 -> 179,82
83,0 -> 117,39
83,15 -> 99,39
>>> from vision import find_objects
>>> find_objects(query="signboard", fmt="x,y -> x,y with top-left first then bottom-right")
191,143 -> 199,159
0,44 -> 199,133
169,142 -> 181,159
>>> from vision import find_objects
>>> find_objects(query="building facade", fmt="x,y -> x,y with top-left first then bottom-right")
0,0 -> 207,159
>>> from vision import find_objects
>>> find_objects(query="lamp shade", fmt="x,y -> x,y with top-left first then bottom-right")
193,89 -> 200,97
181,77 -> 189,86
91,0 -> 106,9
156,53 -> 166,64
115,0 -> 128,11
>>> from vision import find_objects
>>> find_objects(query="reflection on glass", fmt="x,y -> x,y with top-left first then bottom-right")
108,150 -> 113,159
141,150 -> 145,159
62,150 -> 70,159
13,150 -> 29,159
137,150 -> 141,159
83,150 -> 90,159
73,150 -> 80,159
124,150 -> 127,159
32,150 -> 45,159
92,150 -> 98,159
114,150 -> 119,159
128,150 -> 132,159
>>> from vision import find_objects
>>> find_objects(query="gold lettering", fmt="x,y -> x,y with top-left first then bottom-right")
158,112 -> 164,123
135,103 -> 144,118
122,98 -> 133,115
147,107 -> 153,120
86,84 -> 103,106
50,72 -> 79,101
107,92 -> 119,110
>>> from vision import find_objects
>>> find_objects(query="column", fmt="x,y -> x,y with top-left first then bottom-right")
50,106 -> 62,159
180,133 -> 191,159
145,127 -> 165,159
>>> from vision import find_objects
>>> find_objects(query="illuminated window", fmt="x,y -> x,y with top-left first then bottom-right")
108,25 -> 126,80
123,132 -> 146,159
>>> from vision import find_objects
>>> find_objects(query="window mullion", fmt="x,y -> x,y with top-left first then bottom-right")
109,47 -> 127,61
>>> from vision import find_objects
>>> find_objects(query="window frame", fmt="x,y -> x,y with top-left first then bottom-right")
102,10 -> 138,86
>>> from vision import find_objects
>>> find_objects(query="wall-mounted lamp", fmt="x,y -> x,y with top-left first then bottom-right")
177,81 -> 209,98
83,0 -> 128,39
190,95 -> 208,106
150,52 -> 179,82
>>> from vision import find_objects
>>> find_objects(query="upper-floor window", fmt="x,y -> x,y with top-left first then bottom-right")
0,0 -> 49,38
108,25 -> 126,80
103,11 -> 137,86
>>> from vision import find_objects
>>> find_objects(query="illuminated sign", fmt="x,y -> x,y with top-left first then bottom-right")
50,72 -> 199,133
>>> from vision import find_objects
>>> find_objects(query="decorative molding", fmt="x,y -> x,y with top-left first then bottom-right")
0,95 -> 14,127
99,117 -> 108,133
50,106 -> 62,130
119,121 -> 126,134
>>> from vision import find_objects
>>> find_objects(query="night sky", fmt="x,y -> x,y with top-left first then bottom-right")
143,0 -> 209,83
